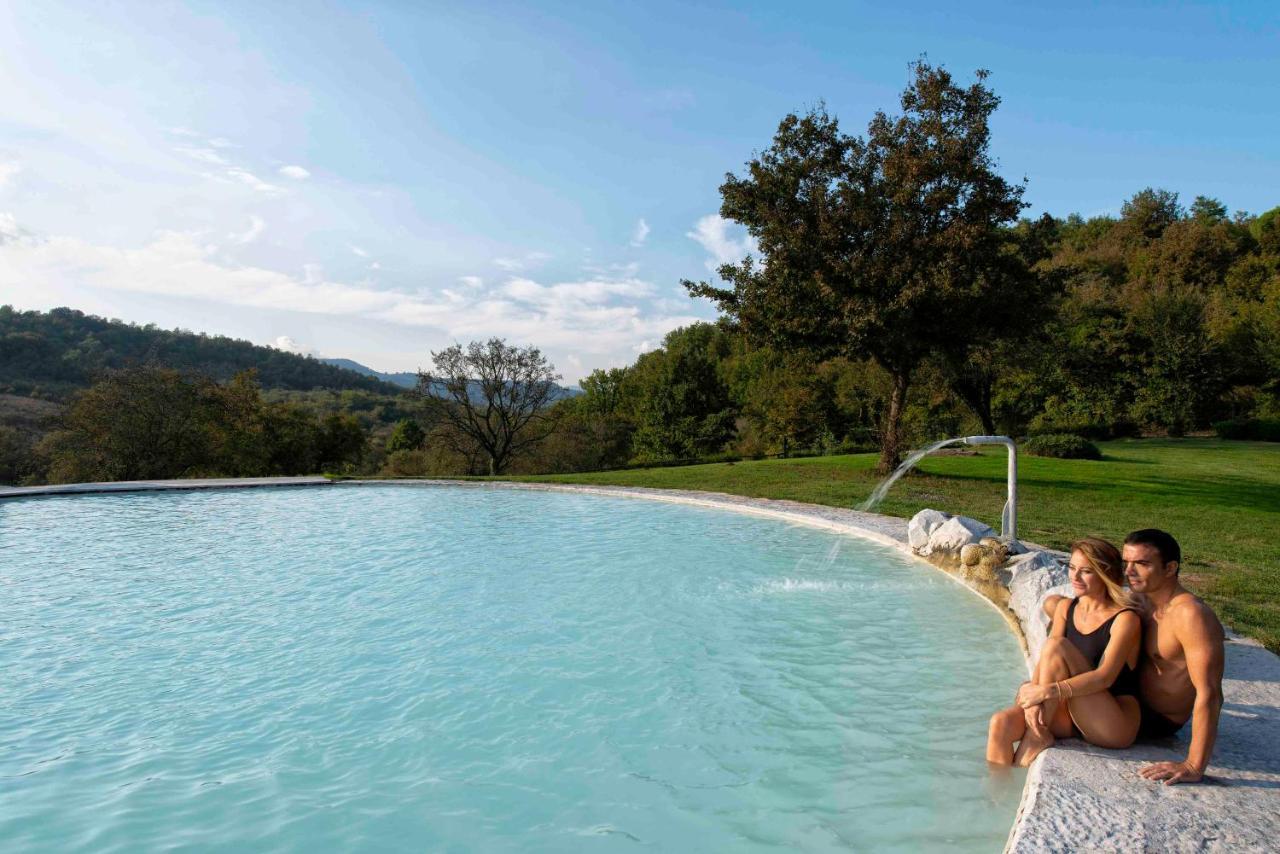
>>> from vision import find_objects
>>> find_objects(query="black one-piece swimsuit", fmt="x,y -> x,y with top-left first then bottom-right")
1063,598 -> 1139,697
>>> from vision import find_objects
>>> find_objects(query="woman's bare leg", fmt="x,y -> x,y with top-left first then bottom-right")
987,706 -> 1026,764
1016,637 -> 1140,766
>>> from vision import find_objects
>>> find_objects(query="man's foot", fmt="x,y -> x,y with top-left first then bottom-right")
1013,729 -> 1055,767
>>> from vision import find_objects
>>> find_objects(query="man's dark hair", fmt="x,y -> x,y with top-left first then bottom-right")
1125,529 -> 1181,571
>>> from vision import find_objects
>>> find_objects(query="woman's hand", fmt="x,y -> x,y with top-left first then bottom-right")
1017,682 -> 1050,708
1023,704 -> 1046,734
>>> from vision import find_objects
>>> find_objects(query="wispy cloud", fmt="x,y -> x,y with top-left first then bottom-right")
350,245 -> 368,258
686,214 -> 758,270
229,215 -> 266,245
459,275 -> 484,288
0,161 -> 23,190
225,168 -> 282,194
494,250 -> 552,272
278,164 -> 310,180
175,146 -> 230,166
0,212 -> 19,241
630,217 -> 650,247
0,217 -> 701,357
170,131 -> 285,194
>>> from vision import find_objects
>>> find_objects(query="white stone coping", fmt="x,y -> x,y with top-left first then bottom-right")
3,476 -> 1276,851
0,475 -> 331,499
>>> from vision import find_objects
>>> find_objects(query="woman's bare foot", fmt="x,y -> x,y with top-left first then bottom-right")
1013,728 -> 1055,767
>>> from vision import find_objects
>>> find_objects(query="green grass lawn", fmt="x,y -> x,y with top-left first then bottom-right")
496,439 -> 1280,652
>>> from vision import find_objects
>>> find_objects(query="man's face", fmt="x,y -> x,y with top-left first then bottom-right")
1123,542 -> 1175,594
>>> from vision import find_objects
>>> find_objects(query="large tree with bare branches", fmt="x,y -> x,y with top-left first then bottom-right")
419,338 -> 562,475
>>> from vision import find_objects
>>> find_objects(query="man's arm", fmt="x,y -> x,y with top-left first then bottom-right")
1140,602 -> 1225,785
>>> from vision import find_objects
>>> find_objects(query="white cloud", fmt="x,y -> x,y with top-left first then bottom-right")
225,168 -> 282,194
494,251 -> 551,272
175,146 -> 230,166
0,161 -> 22,190
0,218 -> 701,358
630,217 -> 650,247
229,215 -> 265,245
0,217 -> 711,373
207,138 -> 235,149
0,212 -> 19,241
686,214 -> 759,270
350,245 -> 368,258
278,164 -> 310,180
274,335 -> 317,356
369,261 -> 381,270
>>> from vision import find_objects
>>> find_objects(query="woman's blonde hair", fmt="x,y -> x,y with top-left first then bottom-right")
1069,537 -> 1133,608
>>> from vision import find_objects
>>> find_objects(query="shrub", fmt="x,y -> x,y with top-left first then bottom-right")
1212,418 -> 1280,442
1029,419 -> 1139,441
1022,433 -> 1103,460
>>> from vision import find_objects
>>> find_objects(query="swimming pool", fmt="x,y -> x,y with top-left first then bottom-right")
1,484 -> 1025,851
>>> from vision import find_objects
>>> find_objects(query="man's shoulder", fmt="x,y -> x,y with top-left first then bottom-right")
1168,592 -> 1225,639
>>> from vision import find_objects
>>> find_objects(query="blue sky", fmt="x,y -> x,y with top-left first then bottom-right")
1,1 -> 1276,381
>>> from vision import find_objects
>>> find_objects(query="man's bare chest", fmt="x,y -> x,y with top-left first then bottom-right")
1144,618 -> 1185,672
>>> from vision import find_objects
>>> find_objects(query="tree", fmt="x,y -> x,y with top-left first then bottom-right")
386,418 -> 427,453
686,61 -> 1027,471
933,215 -> 1062,433
628,324 -> 736,460
419,338 -> 561,475
43,365 -> 220,482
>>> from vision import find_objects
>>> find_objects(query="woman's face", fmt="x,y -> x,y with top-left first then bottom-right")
1068,550 -> 1107,598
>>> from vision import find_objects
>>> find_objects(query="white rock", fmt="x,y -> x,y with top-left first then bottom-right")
924,515 -> 995,556
1006,550 -> 1069,665
907,508 -> 951,552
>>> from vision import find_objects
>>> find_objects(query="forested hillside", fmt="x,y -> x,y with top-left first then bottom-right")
0,306 -> 404,398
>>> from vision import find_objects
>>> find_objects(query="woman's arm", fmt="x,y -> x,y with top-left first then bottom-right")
1028,611 -> 1141,704
1020,599 -> 1072,708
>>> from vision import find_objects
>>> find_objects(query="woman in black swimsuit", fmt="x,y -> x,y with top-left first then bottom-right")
986,537 -> 1142,766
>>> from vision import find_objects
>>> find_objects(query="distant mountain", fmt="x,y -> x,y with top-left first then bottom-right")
321,358 -> 418,389
320,357 -> 582,402
0,306 -> 405,398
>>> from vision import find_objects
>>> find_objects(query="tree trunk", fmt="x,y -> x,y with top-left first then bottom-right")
877,371 -> 910,474
488,454 -> 498,476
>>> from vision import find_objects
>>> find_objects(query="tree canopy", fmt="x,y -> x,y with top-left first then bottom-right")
686,61 -> 1035,470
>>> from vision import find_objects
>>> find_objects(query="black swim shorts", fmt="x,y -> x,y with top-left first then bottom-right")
1138,702 -> 1185,740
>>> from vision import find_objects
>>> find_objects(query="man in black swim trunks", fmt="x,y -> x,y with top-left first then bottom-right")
1123,529 -> 1225,785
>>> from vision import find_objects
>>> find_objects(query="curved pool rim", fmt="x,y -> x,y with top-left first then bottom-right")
2,475 -> 1033,849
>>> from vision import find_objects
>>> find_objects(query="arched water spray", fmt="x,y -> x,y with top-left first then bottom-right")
858,435 -> 1019,544
857,438 -> 965,513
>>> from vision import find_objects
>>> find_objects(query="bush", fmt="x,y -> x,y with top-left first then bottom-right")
1029,419 -> 1139,441
1212,417 -> 1280,442
1022,433 -> 1103,460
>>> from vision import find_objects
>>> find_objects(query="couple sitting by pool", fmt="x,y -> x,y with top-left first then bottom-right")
987,529 -> 1226,784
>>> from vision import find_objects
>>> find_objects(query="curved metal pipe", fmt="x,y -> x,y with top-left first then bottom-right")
961,435 -> 1018,544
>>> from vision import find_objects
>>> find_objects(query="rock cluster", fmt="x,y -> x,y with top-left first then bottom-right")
908,508 -> 1068,658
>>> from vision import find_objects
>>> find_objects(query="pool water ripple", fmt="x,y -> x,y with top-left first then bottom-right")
1,485 -> 1025,851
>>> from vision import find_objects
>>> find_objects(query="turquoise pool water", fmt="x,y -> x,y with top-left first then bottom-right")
1,485 -> 1025,851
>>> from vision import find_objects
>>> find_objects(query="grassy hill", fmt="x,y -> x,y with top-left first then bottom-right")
497,439 -> 1280,652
